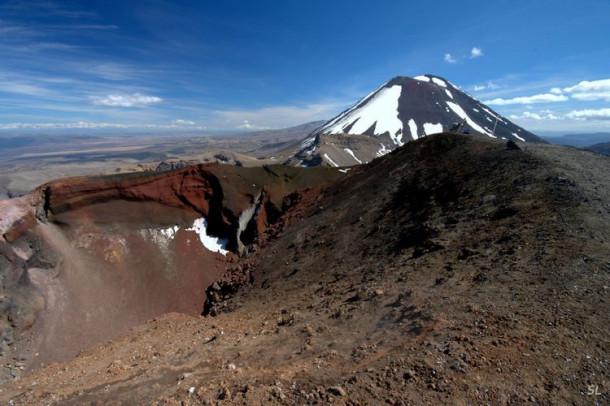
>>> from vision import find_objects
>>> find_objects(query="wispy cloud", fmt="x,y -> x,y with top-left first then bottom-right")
17,41 -> 80,52
0,121 -> 205,131
444,53 -> 457,64
565,107 -> 610,120
0,80 -> 52,96
213,102 -> 347,129
470,47 -> 483,58
90,93 -> 163,107
509,111 -> 561,120
87,63 -> 141,81
484,93 -> 568,105
0,1 -> 96,19
563,79 -> 610,101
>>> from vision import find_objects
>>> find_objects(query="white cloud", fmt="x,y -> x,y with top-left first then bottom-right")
173,119 -> 195,125
471,81 -> 500,92
444,53 -> 456,64
550,87 -> 563,95
484,93 -> 568,105
237,120 -> 266,130
509,108 -> 610,122
509,111 -> 560,120
90,93 -> 162,107
565,108 -> 610,120
563,79 -> 610,101
470,47 -> 483,58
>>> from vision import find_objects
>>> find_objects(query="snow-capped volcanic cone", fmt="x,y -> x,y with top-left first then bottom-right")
289,75 -> 545,166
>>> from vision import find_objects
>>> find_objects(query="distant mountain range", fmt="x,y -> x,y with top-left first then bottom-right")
287,75 -> 544,166
542,133 -> 610,148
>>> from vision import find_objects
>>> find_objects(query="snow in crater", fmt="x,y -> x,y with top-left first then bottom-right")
323,85 -> 404,146
187,218 -> 229,255
140,225 -> 179,249
324,153 -> 339,167
423,122 -> 443,135
375,143 -> 391,158
446,101 -> 494,137
414,75 -> 430,82
432,77 -> 447,87
344,148 -> 362,164
511,132 -> 525,142
445,89 -> 453,99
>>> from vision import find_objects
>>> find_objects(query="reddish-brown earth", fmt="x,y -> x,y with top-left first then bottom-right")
0,163 -> 342,383
0,134 -> 608,404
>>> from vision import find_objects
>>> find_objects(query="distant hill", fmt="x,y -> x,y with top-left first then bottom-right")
587,142 -> 610,155
543,133 -> 610,148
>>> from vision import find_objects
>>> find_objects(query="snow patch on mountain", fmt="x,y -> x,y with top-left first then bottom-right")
408,119 -> 418,140
512,132 -> 525,142
446,101 -> 494,137
414,75 -> 430,82
344,148 -> 362,164
324,153 -> 339,167
300,136 -> 316,149
323,85 -> 403,145
432,77 -> 447,87
481,107 -> 508,125
375,143 -> 391,157
423,123 -> 444,135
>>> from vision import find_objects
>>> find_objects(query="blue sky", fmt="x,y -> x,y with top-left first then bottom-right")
1,0 -> 609,134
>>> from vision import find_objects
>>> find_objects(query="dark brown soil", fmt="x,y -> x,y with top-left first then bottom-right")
0,134 -> 608,405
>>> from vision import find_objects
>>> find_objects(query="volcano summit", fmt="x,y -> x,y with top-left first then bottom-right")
290,75 -> 545,167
